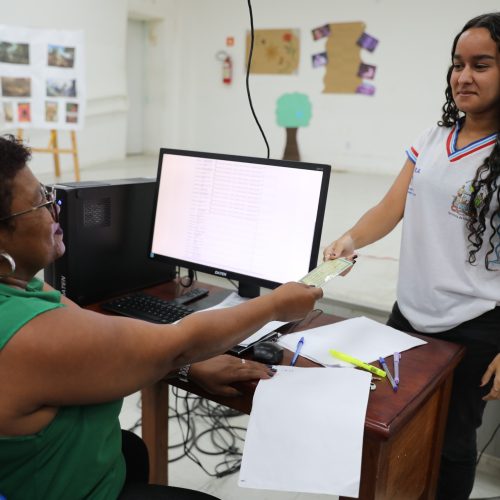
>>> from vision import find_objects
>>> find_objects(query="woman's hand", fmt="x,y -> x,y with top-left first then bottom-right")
188,355 -> 274,396
481,353 -> 500,401
270,282 -> 323,323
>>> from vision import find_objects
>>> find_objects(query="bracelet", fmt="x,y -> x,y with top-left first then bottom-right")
177,364 -> 191,383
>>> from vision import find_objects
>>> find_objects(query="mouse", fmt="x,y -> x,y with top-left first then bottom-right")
251,341 -> 284,365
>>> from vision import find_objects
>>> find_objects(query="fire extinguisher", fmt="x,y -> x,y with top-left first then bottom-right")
216,51 -> 232,85
222,55 -> 232,85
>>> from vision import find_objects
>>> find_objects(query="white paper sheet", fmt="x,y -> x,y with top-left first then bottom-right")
190,292 -> 286,347
278,316 -> 426,367
239,366 -> 371,497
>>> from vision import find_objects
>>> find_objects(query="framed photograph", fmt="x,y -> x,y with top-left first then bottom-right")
356,82 -> 376,96
357,63 -> 376,79
3,102 -> 13,122
17,102 -> 31,122
45,101 -> 58,122
0,41 -> 29,64
65,102 -> 78,123
46,78 -> 77,97
48,44 -> 75,68
1,76 -> 31,97
312,24 -> 331,41
357,32 -> 379,52
312,52 -> 328,68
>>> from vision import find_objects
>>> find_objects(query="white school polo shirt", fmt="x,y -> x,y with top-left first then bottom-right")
399,123 -> 499,333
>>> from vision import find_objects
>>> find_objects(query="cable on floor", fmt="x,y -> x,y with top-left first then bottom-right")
125,387 -> 245,477
476,422 -> 500,467
169,386 -> 247,478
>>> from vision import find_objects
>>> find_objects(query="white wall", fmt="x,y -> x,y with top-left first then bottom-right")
0,0 -> 129,175
4,0 -> 499,177
150,0 -> 500,175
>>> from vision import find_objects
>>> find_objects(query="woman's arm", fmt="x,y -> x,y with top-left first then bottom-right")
0,282 -> 321,410
323,159 -> 414,259
46,282 -> 278,396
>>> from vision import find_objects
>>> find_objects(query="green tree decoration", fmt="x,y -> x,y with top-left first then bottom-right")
276,92 -> 312,161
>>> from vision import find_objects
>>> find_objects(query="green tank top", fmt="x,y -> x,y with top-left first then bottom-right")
0,278 -> 126,499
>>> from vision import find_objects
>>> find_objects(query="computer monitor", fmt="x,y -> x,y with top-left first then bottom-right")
149,149 -> 331,298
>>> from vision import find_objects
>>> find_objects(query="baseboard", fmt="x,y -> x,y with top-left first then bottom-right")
319,296 -> 390,324
477,452 -> 500,477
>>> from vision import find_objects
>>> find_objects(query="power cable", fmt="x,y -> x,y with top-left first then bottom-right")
169,386 -> 247,477
476,422 -> 500,466
246,0 -> 270,159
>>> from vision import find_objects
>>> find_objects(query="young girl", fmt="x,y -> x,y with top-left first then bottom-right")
324,13 -> 500,500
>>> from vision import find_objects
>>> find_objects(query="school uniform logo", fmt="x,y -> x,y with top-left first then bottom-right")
449,180 -> 477,219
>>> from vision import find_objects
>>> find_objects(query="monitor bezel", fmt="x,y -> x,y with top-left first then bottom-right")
148,148 -> 331,294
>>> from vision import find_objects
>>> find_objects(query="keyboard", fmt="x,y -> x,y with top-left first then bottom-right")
100,293 -> 194,324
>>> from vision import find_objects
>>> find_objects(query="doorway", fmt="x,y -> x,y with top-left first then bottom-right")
126,18 -> 146,155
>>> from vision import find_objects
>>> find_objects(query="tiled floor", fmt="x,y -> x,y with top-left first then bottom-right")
39,155 -> 500,499
119,390 -> 500,500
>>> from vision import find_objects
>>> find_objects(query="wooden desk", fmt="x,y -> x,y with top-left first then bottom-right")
88,281 -> 464,500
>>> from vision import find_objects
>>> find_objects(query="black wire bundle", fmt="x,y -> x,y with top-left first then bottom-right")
169,386 -> 247,478
126,387 -> 247,478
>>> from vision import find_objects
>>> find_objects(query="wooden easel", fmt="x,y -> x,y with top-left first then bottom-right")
17,129 -> 81,181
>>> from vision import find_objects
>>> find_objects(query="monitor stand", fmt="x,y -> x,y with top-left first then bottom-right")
238,281 -> 260,299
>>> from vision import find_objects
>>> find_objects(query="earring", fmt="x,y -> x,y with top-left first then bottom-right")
0,251 -> 16,277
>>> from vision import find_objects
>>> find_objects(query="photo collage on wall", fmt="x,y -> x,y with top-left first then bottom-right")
0,25 -> 85,130
311,22 -> 379,96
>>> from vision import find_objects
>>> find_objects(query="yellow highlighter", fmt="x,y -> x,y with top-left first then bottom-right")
329,349 -> 386,378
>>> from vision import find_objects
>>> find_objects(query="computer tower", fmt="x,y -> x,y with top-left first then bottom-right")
44,177 -> 175,305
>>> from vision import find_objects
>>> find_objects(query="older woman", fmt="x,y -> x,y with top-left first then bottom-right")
0,135 -> 322,500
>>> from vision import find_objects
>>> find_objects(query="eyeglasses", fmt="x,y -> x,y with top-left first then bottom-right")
0,184 -> 59,223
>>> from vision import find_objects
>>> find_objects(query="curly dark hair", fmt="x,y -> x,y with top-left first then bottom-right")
439,13 -> 500,270
0,134 -> 32,228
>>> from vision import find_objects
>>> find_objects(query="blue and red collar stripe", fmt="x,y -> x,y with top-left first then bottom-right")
447,124 -> 497,162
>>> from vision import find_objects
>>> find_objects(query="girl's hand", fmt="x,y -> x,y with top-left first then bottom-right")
323,234 -> 356,261
481,353 -> 500,401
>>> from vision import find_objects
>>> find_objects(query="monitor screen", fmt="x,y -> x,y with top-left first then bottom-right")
149,149 -> 331,297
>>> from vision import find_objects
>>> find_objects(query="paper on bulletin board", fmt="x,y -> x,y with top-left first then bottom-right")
0,25 -> 85,130
245,29 -> 300,74
323,22 -> 365,94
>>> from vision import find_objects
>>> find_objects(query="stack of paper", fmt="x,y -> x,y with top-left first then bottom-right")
239,366 -> 371,497
278,316 -> 426,366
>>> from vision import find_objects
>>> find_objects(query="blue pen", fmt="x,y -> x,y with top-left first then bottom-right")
290,336 -> 305,366
394,352 -> 401,386
379,356 -> 398,392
